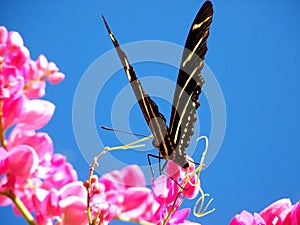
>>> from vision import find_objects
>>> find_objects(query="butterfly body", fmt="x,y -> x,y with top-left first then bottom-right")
102,1 -> 213,169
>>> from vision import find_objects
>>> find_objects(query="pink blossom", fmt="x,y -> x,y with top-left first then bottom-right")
48,72 -> 65,84
34,182 -> 87,225
0,145 -> 39,191
6,145 -> 39,178
16,99 -> 55,130
152,175 -> 193,224
1,63 -> 25,97
93,165 -> 153,223
24,80 -> 46,98
36,55 -> 48,71
7,46 -> 30,69
229,199 -> 300,225
229,210 -> 266,225
1,95 -> 25,129
1,27 -> 65,102
151,160 -> 204,225
0,26 -> 8,55
100,164 -> 146,189
287,201 -> 300,225
7,127 -> 53,159
0,26 -> 73,225
6,31 -> 24,52
260,198 -> 293,225
259,198 -> 300,225
166,160 -> 200,199
38,154 -> 78,190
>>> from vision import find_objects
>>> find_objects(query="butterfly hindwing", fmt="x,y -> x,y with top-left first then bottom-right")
169,1 -> 213,157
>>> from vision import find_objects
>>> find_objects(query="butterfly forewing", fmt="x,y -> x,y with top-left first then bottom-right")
102,0 -> 213,169
102,16 -> 177,160
169,1 -> 213,158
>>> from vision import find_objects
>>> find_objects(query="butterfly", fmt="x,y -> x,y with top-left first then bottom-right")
102,1 -> 213,169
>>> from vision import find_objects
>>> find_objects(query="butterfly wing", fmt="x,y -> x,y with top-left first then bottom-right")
102,16 -> 176,160
169,1 -> 213,156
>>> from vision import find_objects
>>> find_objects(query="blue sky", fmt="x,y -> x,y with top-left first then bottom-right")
1,1 -> 300,225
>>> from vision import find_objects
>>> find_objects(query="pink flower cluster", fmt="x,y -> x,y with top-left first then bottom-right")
1,25 -> 299,225
84,162 -> 202,225
0,26 -> 80,224
230,198 -> 300,225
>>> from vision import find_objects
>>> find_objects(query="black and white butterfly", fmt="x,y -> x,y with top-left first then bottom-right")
102,1 -> 213,169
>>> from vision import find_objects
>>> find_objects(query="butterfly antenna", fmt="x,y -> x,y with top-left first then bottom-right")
100,125 -> 148,138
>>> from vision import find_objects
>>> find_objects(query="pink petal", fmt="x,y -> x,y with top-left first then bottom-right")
41,154 -> 78,189
0,43 -> 6,55
152,175 -> 179,206
283,201 -> 300,225
7,46 -> 30,68
291,201 -> 300,225
24,80 -> 46,98
48,72 -> 65,84
166,160 -> 181,179
169,208 -> 190,224
7,31 -> 24,51
21,60 -> 38,81
59,181 -> 86,200
0,26 -> 8,44
59,196 -> 87,225
47,62 -> 58,73
229,210 -> 266,225
181,175 -> 200,199
260,198 -> 292,224
8,127 -> 53,159
7,145 -> 39,177
33,188 -> 49,205
2,95 -> 25,129
121,187 -> 152,217
152,175 -> 170,200
16,99 -> 55,130
100,169 -> 124,190
36,55 -> 48,71
122,164 -> 146,187
0,147 -> 9,174
39,189 -> 60,216
101,164 -> 146,189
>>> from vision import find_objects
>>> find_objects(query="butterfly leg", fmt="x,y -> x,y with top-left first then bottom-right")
147,153 -> 165,178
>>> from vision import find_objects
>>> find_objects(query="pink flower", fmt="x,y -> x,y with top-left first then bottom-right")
260,198 -> 293,225
0,145 -> 39,189
6,31 -> 24,52
287,201 -> 300,225
152,160 -> 204,225
38,154 -> 78,190
100,164 -> 146,189
166,160 -> 200,199
0,26 -> 8,55
34,182 -> 87,225
16,99 -> 55,130
7,127 -> 53,159
1,95 -> 25,130
260,198 -> 300,225
48,72 -> 65,84
229,199 -> 300,225
1,27 -> 65,102
152,175 -> 193,224
229,210 -> 266,225
92,165 -> 153,223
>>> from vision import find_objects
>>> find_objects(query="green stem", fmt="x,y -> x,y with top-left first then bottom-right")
0,61 -> 7,149
5,190 -> 36,225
